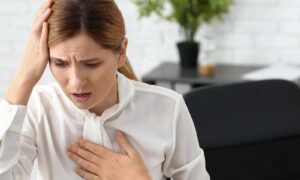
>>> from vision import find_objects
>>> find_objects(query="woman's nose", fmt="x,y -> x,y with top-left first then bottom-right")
69,66 -> 87,87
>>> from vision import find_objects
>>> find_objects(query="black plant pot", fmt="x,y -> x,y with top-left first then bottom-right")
177,41 -> 200,69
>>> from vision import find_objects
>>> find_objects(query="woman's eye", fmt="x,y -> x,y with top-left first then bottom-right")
85,63 -> 100,68
54,63 -> 68,67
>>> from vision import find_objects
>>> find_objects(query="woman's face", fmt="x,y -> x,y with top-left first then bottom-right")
49,33 -> 126,112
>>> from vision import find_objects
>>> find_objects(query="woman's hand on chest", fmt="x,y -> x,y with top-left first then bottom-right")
67,131 -> 151,180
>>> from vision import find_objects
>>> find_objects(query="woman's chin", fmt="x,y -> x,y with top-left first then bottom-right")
74,102 -> 91,110
70,96 -> 94,110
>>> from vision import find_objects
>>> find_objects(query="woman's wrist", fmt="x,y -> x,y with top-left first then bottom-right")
4,71 -> 37,105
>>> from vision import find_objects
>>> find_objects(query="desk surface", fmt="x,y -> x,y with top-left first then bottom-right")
142,62 -> 264,86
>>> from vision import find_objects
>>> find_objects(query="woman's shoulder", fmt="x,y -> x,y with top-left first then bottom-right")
131,80 -> 182,101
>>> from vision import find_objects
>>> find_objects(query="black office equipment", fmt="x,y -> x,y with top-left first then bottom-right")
184,79 -> 300,180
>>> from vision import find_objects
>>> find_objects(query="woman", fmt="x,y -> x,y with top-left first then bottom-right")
0,0 -> 210,179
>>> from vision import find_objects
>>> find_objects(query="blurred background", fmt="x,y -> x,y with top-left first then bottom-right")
1,0 -> 300,96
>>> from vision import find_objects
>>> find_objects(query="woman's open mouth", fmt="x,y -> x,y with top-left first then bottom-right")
71,92 -> 92,102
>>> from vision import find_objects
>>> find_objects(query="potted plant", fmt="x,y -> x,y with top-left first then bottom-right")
132,0 -> 234,69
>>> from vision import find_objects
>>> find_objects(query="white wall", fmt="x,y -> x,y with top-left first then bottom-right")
1,0 -> 300,97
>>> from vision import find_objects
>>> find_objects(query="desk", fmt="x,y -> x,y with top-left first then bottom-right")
142,62 -> 264,90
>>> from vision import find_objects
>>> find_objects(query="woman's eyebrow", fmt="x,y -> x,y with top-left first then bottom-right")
50,57 -> 67,62
79,58 -> 100,63
50,57 -> 100,63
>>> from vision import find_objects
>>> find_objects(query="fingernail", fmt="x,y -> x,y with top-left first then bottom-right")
76,139 -> 81,145
117,131 -> 123,137
68,145 -> 73,151
75,168 -> 82,175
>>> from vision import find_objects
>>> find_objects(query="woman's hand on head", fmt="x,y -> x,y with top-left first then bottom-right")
19,0 -> 53,84
4,0 -> 53,105
67,131 -> 151,180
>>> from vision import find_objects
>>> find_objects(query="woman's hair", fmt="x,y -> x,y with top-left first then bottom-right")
48,0 -> 138,81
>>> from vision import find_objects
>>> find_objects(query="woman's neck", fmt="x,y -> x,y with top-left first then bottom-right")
89,80 -> 119,116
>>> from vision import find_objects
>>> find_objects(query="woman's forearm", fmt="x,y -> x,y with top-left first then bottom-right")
4,70 -> 36,105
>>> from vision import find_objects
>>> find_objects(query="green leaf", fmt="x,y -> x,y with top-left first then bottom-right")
131,0 -> 234,41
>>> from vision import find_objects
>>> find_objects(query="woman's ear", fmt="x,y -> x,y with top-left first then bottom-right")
117,38 -> 128,68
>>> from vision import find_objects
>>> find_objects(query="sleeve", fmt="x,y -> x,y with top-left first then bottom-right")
163,95 -> 210,180
0,98 -> 39,180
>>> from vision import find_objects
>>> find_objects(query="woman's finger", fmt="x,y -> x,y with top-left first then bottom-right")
35,0 -> 53,21
68,151 -> 101,176
33,8 -> 52,35
68,145 -> 103,166
116,131 -> 138,158
76,168 -> 100,180
77,139 -> 113,159
40,22 -> 49,56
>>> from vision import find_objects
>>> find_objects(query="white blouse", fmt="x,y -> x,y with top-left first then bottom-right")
0,72 -> 210,180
